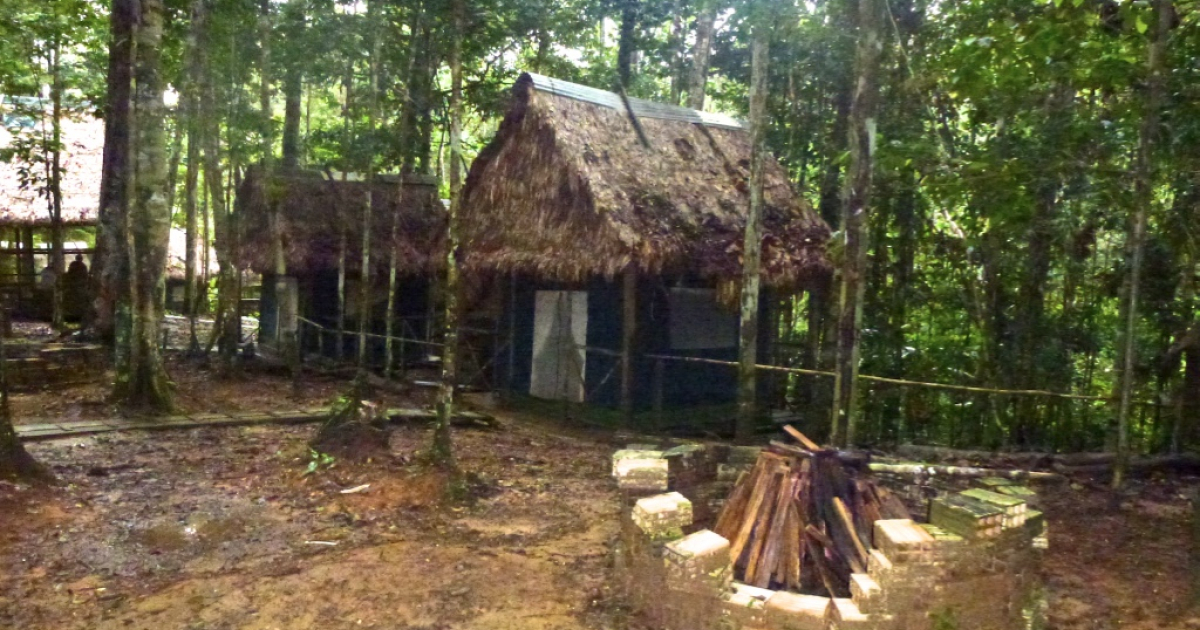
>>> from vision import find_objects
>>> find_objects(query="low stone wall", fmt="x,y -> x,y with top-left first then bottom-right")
612,443 -> 1046,630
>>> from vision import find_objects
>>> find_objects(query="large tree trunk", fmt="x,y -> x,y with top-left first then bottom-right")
431,0 -> 464,469
735,16 -> 769,444
114,0 -> 172,412
1113,0 -> 1170,488
830,0 -> 882,448
92,0 -> 136,341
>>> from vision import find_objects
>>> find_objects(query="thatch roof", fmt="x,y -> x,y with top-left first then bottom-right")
0,115 -> 104,227
460,73 -> 831,289
237,167 -> 443,276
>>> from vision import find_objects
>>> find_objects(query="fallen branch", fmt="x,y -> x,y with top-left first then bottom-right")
867,462 -> 1061,481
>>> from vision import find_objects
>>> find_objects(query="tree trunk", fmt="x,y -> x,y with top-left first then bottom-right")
93,0 -> 135,340
830,0 -> 882,448
114,0 -> 172,412
280,0 -> 304,170
358,0 -> 381,372
686,2 -> 716,110
1113,0 -> 1170,489
196,0 -> 237,373
386,2 -> 423,379
431,0 -> 464,469
0,336 -> 49,482
49,39 -> 65,331
259,0 -> 273,169
616,0 -> 639,90
735,17 -> 769,444
182,0 -> 203,353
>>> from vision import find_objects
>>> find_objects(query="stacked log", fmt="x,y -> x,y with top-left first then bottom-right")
713,427 -> 909,596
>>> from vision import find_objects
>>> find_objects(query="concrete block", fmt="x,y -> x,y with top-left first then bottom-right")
959,488 -> 1027,528
918,523 -> 966,562
764,591 -> 828,630
719,463 -> 750,482
827,598 -> 873,629
613,449 -> 665,474
723,582 -> 774,629
867,549 -> 893,578
615,456 -> 669,493
849,573 -> 881,613
729,445 -> 763,465
995,484 -> 1037,499
633,492 -> 693,536
665,529 -> 732,585
663,443 -> 706,458
873,519 -> 934,563
929,495 -> 1004,540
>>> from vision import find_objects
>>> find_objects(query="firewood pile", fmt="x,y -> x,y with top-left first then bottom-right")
712,427 -> 910,596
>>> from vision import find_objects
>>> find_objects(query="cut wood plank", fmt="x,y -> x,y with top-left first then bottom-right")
745,470 -> 783,585
833,496 -> 869,569
754,472 -> 796,587
730,460 -> 778,564
783,424 -> 822,451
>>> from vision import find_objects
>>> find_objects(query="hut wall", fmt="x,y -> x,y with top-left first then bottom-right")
260,270 -> 431,366
499,275 -> 774,414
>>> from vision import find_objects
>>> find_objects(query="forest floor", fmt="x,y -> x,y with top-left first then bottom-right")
1,358 -> 1199,630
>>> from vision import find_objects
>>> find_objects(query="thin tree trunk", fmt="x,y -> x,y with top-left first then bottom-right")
830,0 -> 882,448
735,17 -> 769,444
49,40 -> 65,331
1114,0 -> 1171,488
686,2 -> 716,111
182,0 -> 203,353
431,0 -> 464,468
259,0 -> 273,169
387,1 -> 423,379
358,0 -> 381,372
617,0 -> 639,89
280,0 -> 304,170
115,0 -> 172,412
196,0 -> 235,373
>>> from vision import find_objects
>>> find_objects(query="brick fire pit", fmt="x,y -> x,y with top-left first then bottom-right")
612,443 -> 1046,630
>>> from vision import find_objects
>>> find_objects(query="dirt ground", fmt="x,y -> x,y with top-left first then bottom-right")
2,359 -> 1200,630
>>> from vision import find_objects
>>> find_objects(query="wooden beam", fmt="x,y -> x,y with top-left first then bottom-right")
620,266 -> 636,423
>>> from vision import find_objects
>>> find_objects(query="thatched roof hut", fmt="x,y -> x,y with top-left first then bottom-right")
237,168 -> 443,276
460,73 -> 830,289
0,115 -> 104,226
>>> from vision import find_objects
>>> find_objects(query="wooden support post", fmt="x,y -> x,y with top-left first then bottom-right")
654,357 -> 665,426
621,267 -> 637,424
506,271 -> 517,398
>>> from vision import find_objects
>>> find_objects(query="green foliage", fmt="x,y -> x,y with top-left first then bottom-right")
302,448 -> 336,476
5,0 -> 1198,452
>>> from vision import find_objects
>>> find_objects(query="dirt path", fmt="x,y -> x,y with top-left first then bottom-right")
1,407 -> 625,630
6,361 -> 1200,629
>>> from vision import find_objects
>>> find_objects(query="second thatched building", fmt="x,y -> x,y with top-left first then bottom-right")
461,73 -> 831,416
